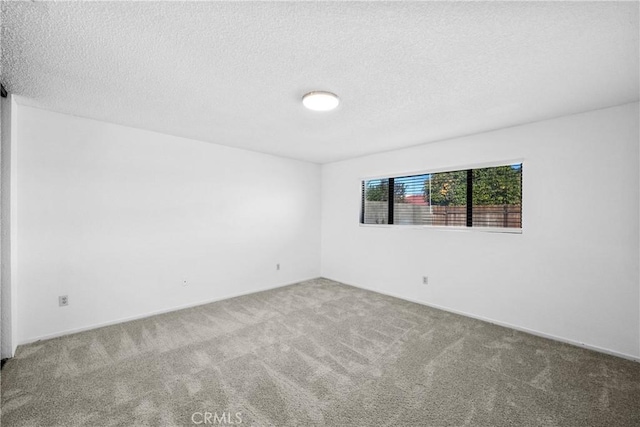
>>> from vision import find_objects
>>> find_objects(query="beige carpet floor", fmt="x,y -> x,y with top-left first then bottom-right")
1,278 -> 639,426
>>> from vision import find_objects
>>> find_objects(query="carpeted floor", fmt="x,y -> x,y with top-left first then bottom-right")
1,278 -> 639,426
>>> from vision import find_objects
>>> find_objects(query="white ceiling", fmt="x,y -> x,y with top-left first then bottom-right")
1,1 -> 638,164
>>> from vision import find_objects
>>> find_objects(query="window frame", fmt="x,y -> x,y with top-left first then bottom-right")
360,160 -> 523,234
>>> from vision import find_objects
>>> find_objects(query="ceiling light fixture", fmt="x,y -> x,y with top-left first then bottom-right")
302,91 -> 340,111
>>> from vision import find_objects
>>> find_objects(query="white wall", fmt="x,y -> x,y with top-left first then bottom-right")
16,105 -> 321,343
12,101 -> 640,359
1,92 -> 3,360
321,102 -> 640,359
1,95 -> 18,358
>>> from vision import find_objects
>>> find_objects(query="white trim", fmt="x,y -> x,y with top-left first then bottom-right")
18,277 -> 319,345
332,278 -> 640,363
17,275 -> 640,362
9,96 -> 19,356
359,223 -> 522,234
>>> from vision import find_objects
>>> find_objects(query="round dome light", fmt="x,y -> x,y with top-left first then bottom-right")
302,91 -> 340,111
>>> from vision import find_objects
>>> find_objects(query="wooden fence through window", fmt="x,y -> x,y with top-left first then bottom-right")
364,201 -> 521,228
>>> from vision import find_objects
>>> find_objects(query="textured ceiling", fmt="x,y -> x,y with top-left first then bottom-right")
1,2 -> 638,164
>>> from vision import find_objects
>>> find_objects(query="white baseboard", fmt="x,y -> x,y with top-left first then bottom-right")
330,278 -> 640,363
18,277 -> 320,346
19,276 -> 639,363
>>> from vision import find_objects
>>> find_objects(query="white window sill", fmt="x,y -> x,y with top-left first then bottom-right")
359,223 -> 522,234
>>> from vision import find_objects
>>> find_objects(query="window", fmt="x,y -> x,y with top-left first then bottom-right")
362,178 -> 390,224
361,163 -> 522,230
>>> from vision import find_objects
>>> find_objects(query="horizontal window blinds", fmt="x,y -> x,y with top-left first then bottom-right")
363,178 -> 389,224
362,163 -> 522,230
472,165 -> 522,228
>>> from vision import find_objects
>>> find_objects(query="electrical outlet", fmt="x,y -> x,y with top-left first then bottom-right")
59,295 -> 68,307
276,263 -> 280,271
422,276 -> 428,285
